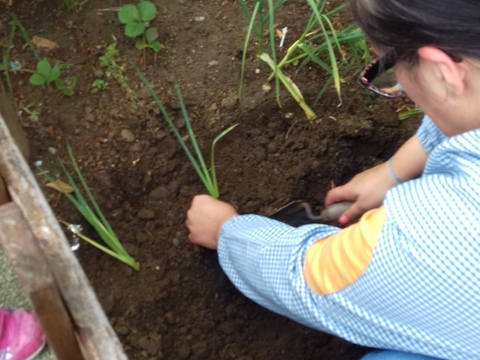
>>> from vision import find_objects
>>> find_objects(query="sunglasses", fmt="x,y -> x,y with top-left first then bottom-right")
358,52 -> 403,98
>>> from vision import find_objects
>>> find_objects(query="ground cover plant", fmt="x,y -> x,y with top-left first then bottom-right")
0,0 -> 422,358
238,0 -> 369,118
118,1 -> 163,66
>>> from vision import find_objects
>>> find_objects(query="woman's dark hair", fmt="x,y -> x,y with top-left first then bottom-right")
349,0 -> 480,64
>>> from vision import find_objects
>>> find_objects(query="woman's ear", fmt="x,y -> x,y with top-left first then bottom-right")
418,46 -> 466,96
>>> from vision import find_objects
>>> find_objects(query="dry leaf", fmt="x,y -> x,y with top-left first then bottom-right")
46,180 -> 73,193
32,36 -> 58,50
275,29 -> 283,39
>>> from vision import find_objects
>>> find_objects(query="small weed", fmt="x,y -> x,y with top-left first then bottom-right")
55,76 -> 77,96
29,59 -> 61,86
92,79 -> 109,90
29,59 -> 76,97
118,1 -> 163,66
59,0 -> 78,11
99,42 -> 137,105
21,103 -> 41,121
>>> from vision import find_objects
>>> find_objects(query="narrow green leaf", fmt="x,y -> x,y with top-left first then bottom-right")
259,53 -> 316,120
239,1 -> 260,101
118,4 -> 139,24
210,124 -> 238,198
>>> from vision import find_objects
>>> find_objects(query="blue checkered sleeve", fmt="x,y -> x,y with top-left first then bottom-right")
216,123 -> 480,360
217,215 -> 339,328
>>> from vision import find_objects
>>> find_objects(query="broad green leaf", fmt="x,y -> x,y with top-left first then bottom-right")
29,73 -> 46,85
36,59 -> 51,76
135,39 -> 147,50
118,4 -> 139,24
125,22 -> 145,38
63,88 -> 74,96
145,27 -> 158,44
47,68 -> 61,83
137,1 -> 156,22
55,78 -> 65,88
149,41 -> 163,53
68,76 -> 77,87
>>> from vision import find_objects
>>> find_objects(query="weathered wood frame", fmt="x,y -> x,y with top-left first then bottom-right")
0,82 -> 127,359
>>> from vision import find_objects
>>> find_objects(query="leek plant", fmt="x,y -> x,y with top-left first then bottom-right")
136,70 -> 237,199
237,0 -> 286,100
270,1 -> 369,105
38,145 -> 139,270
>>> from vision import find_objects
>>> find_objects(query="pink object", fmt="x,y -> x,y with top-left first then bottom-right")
0,309 -> 46,360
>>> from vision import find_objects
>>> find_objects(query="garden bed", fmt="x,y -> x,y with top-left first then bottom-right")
0,0 -> 420,358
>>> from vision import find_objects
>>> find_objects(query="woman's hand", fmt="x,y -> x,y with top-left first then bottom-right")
186,195 -> 239,249
325,162 -> 398,225
326,135 -> 428,225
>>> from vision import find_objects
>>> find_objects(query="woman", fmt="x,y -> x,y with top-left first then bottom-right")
186,0 -> 480,359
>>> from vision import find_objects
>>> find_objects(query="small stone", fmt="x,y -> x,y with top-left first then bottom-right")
121,129 -> 135,142
137,209 -> 155,219
262,83 -> 271,93
94,69 -> 104,77
90,88 -> 99,95
85,112 -> 95,122
48,147 -> 57,155
255,68 -> 260,74
221,94 -> 237,108
194,16 -> 205,21
208,60 -> 218,67
209,103 -> 217,111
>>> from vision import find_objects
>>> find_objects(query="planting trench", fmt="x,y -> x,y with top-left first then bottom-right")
0,0 -> 421,358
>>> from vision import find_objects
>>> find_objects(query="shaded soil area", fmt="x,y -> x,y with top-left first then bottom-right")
1,0 -> 421,359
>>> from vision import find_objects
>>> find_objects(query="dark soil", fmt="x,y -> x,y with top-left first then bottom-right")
1,0 -> 421,359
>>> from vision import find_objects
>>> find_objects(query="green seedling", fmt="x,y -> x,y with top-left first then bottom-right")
59,0 -> 78,11
92,79 -> 109,90
2,13 -> 41,96
259,53 -> 316,120
137,69 -> 237,199
55,76 -> 77,96
38,145 -> 139,270
118,1 -> 163,65
399,107 -> 422,121
237,0 -> 285,101
21,103 -> 40,121
99,42 -> 137,106
29,59 -> 61,86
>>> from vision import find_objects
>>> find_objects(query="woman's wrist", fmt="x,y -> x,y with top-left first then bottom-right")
387,157 -> 404,184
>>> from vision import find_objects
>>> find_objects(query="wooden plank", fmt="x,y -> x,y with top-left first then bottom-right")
0,80 -> 29,159
0,202 -> 83,360
0,111 -> 128,359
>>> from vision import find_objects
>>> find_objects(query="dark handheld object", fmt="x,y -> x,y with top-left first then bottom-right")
269,201 -> 353,227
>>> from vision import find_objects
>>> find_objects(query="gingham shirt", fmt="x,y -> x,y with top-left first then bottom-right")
218,116 -> 480,360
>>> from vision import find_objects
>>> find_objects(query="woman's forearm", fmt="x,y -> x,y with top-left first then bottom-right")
390,135 -> 428,182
